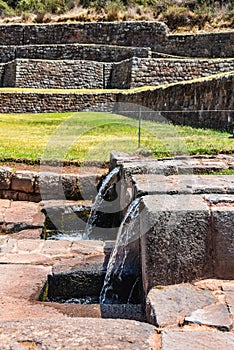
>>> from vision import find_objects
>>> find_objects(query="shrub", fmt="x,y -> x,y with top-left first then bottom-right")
0,0 -> 13,15
105,0 -> 125,20
194,0 -> 215,16
225,8 -> 234,27
161,5 -> 192,30
17,0 -> 75,15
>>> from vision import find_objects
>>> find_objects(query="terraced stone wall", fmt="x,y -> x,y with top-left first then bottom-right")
4,57 -> 232,90
0,44 -> 151,64
116,73 -> 234,130
0,22 -> 232,58
129,58 -> 234,88
109,57 -> 234,89
0,90 -> 117,113
13,59 -> 105,89
0,22 -> 167,47
0,74 -> 232,131
157,32 -> 234,58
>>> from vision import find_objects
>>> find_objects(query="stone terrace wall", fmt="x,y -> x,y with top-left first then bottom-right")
0,44 -> 151,64
0,73 -> 232,130
157,32 -> 234,58
129,58 -> 234,88
13,59 -> 105,89
0,22 -> 232,58
0,90 -> 117,113
116,73 -> 234,130
0,22 -> 167,47
4,57 -> 233,90
109,57 -> 234,89
0,59 -> 114,89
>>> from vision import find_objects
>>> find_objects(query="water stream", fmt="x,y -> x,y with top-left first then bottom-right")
100,197 -> 141,304
84,167 -> 120,239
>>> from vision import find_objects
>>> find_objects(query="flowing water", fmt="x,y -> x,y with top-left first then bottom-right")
100,197 -> 141,304
84,167 -> 120,239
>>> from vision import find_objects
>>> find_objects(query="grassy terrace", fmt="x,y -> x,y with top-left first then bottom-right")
0,112 -> 233,165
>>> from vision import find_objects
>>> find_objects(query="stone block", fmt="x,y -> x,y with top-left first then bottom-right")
140,195 -> 211,293
211,205 -> 234,279
77,175 -> 99,201
38,172 -> 61,200
185,303 -> 233,331
11,171 -> 35,193
146,284 -> 215,327
4,201 -> 45,228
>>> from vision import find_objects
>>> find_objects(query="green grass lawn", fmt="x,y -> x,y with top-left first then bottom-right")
0,112 -> 233,164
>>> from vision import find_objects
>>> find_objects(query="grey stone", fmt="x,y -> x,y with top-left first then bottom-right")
0,318 -> 160,350
211,205 -> 234,279
146,284 -> 215,327
11,171 -> 35,193
140,195 -> 211,292
162,331 -> 234,350
185,303 -> 233,331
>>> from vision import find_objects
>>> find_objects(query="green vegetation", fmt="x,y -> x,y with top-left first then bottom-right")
0,112 -> 233,164
0,0 -> 233,31
207,168 -> 234,175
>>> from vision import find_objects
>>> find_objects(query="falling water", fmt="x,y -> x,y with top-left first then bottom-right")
84,167 -> 120,239
100,197 -> 141,304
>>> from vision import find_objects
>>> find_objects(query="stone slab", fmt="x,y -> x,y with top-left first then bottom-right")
185,303 -> 233,331
146,284 -> 215,327
1,200 -> 45,233
11,171 -> 36,193
0,318 -> 160,350
132,174 -> 234,196
162,331 -> 234,350
0,238 -> 104,265
0,264 -> 67,321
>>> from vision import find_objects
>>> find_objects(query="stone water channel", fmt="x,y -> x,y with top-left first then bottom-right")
0,153 -> 234,348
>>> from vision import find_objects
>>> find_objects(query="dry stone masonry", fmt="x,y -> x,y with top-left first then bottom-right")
0,21 -> 233,132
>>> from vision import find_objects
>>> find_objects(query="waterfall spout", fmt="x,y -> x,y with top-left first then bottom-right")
100,197 -> 142,304
84,167 -> 120,239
